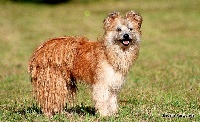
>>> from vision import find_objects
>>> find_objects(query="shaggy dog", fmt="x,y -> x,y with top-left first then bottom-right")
28,10 -> 142,117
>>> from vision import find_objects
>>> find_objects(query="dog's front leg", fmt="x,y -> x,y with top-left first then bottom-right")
108,91 -> 118,115
92,84 -> 112,116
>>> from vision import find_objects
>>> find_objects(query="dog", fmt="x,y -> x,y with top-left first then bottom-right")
28,10 -> 142,117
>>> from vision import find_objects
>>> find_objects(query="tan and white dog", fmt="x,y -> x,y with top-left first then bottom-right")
28,10 -> 142,117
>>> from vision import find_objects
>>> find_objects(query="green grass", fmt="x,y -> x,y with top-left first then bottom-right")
0,0 -> 200,121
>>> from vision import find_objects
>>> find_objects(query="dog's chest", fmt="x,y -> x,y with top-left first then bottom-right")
97,60 -> 125,91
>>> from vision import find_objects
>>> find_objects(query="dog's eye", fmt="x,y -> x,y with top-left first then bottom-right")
129,28 -> 133,31
116,28 -> 122,32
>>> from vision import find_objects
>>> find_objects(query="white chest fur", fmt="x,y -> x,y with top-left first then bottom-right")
96,60 -> 125,91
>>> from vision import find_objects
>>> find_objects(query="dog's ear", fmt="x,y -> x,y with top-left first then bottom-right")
126,10 -> 142,29
103,11 -> 121,30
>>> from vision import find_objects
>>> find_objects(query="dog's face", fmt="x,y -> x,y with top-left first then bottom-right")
103,11 -> 142,49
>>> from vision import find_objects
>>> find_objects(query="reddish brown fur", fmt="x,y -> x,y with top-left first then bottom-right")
28,11 -> 142,117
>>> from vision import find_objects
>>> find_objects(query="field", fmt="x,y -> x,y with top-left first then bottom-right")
0,0 -> 199,121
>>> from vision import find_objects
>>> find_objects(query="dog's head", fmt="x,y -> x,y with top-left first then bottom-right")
103,11 -> 142,49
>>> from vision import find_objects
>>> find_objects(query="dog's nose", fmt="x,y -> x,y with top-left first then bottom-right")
123,34 -> 129,39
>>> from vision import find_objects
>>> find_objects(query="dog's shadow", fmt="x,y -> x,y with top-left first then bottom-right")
16,103 -> 96,116
65,103 -> 96,116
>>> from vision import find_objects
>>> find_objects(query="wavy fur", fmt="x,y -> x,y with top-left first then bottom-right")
28,10 -> 142,117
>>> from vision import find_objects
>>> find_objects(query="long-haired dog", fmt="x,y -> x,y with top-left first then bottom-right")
28,10 -> 142,117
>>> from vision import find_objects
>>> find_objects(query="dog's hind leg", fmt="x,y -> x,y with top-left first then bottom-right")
30,64 -> 72,117
65,73 -> 77,107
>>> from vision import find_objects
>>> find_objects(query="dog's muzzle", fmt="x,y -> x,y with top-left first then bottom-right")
119,34 -> 132,46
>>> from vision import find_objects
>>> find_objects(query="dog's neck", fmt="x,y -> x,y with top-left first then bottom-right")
103,38 -> 140,75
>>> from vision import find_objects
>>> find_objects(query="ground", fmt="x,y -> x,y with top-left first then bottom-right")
0,0 -> 199,121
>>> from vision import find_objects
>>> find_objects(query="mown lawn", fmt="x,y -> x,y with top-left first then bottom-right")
0,0 -> 199,121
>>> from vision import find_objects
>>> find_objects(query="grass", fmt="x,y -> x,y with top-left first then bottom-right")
0,0 -> 199,121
